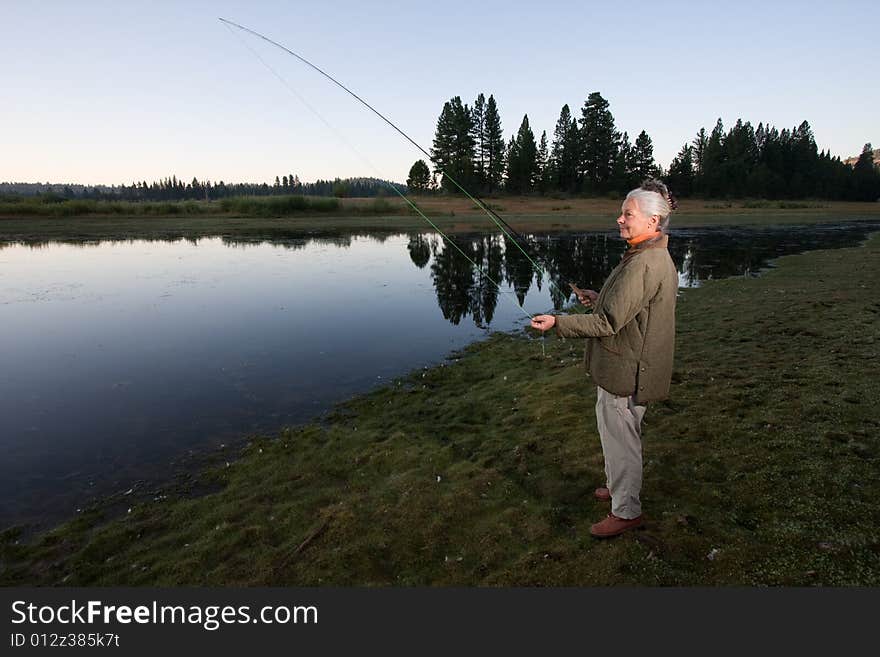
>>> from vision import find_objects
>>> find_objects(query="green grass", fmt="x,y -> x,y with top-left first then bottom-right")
217,196 -> 340,216
2,232 -> 879,586
0,195 -> 409,220
741,200 -> 828,209
0,197 -> 211,217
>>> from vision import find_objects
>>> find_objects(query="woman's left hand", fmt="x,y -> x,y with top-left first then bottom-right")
530,314 -> 556,332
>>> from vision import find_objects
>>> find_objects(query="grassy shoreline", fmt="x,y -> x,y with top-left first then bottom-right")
2,230 -> 878,586
1,197 -> 879,243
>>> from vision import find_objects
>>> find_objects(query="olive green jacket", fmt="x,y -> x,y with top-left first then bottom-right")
555,233 -> 677,403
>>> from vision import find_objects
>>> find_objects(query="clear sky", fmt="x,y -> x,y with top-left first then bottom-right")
2,0 -> 877,186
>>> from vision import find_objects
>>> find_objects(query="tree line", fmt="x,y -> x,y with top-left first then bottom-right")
668,122 -> 879,201
0,176 -> 406,202
414,91 -> 880,201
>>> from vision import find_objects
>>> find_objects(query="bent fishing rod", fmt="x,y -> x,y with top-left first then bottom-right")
220,19 -> 540,324
218,17 -> 566,303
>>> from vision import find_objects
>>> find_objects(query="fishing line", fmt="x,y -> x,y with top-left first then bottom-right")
218,17 -> 568,305
220,20 -> 536,323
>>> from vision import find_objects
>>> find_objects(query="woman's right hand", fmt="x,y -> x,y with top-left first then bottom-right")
578,289 -> 598,307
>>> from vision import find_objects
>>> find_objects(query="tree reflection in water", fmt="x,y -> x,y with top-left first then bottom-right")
424,234 -> 503,326
412,232 -> 628,328
407,222 -> 880,328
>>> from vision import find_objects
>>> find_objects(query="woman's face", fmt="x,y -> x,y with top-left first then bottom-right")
616,197 -> 658,240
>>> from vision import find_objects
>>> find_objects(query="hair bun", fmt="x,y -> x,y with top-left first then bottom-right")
640,178 -> 677,212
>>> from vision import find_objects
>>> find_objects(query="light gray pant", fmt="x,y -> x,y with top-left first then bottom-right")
595,386 -> 647,519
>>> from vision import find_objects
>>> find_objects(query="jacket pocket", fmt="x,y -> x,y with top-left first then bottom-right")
598,335 -> 621,355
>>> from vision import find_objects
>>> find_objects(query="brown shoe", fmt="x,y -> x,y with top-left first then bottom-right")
590,513 -> 644,538
594,487 -> 611,501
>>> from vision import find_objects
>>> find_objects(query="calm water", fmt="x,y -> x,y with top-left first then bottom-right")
1,221 -> 877,529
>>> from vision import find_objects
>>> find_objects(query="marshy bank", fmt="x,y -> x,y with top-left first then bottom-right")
2,230 -> 878,586
2,197 -> 879,243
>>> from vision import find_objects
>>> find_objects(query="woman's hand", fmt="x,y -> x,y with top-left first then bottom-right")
530,314 -> 556,332
578,289 -> 599,307
569,282 -> 598,308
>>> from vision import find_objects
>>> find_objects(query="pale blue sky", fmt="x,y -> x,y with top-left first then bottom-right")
2,0 -> 877,186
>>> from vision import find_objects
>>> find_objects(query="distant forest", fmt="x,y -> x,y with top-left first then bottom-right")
0,177 -> 406,202
3,91 -> 879,203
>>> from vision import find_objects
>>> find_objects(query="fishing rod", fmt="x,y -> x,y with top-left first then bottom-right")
219,18 -> 539,324
217,17 -> 568,304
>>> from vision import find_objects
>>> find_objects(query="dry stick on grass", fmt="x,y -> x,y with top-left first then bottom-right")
274,517 -> 332,573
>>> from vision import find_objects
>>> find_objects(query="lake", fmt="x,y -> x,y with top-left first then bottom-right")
1,220 -> 878,530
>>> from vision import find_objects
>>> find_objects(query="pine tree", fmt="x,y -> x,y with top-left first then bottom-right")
853,142 -> 880,201
471,93 -> 486,191
406,159 -> 432,193
610,131 -> 633,192
789,120 -> 818,197
483,95 -> 505,193
691,127 -> 708,193
550,104 -> 580,193
756,125 -> 785,198
567,117 -> 580,189
667,144 -> 695,197
505,115 -> 539,194
854,142 -> 877,173
430,96 -> 476,193
632,130 -> 657,182
536,130 -> 550,193
431,101 -> 457,182
579,92 -> 618,193
702,118 -> 726,196
718,119 -> 755,196
504,136 -> 517,193
692,128 -> 708,175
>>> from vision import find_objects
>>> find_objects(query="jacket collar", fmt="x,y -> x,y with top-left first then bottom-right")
622,232 -> 667,261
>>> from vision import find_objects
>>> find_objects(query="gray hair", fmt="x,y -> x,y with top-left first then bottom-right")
625,178 -> 674,232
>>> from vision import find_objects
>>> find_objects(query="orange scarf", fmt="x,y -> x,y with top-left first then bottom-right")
627,231 -> 660,248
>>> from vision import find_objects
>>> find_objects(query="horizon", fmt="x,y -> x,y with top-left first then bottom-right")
4,139 -> 877,191
0,174 -> 407,189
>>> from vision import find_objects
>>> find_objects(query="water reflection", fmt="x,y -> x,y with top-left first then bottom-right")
403,222 -> 880,327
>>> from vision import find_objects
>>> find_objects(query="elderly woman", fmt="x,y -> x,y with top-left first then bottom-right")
530,179 -> 678,538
